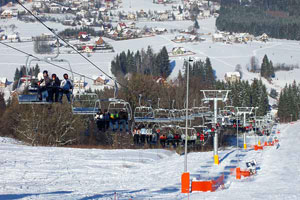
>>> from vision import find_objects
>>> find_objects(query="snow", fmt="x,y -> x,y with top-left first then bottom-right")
0,122 -> 300,199
0,0 -> 300,96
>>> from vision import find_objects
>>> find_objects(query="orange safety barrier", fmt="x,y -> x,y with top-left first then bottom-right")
191,174 -> 224,192
254,145 -> 263,151
191,181 -> 212,192
257,145 -> 263,150
264,141 -> 274,146
236,167 -> 251,179
181,172 -> 190,193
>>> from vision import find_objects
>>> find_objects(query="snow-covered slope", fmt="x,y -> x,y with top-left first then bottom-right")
0,122 -> 299,200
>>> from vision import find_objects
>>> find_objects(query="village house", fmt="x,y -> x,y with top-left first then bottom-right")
0,77 -> 8,88
116,22 -> 126,32
49,3 -> 61,13
171,47 -> 186,55
212,33 -> 224,42
173,35 -> 187,43
7,33 -> 20,42
73,77 -> 85,90
127,13 -> 136,20
127,22 -> 136,29
1,10 -> 13,18
83,45 -> 94,53
259,33 -> 269,42
93,75 -> 108,86
224,72 -> 241,83
78,32 -> 90,41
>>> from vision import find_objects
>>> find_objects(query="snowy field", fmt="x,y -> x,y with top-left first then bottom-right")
1,17 -> 300,91
0,122 -> 300,200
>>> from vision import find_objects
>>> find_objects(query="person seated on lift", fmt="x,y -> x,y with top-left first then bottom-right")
38,70 -> 51,101
59,73 -> 73,103
48,73 -> 60,102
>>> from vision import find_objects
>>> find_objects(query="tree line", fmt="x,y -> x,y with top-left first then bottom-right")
58,27 -> 104,39
111,46 -> 171,79
277,81 -> 300,122
216,78 -> 269,116
216,0 -> 300,40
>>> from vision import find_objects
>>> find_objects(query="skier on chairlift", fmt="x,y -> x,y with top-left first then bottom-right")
37,70 -> 51,101
59,73 -> 73,103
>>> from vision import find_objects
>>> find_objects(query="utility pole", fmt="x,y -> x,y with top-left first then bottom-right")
181,57 -> 194,194
184,57 -> 193,172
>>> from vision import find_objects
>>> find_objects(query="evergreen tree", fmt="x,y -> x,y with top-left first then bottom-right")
205,57 -> 215,85
14,68 -> 20,81
159,46 -> 170,78
0,92 -> 5,118
260,54 -> 269,78
179,5 -> 183,14
194,19 -> 200,29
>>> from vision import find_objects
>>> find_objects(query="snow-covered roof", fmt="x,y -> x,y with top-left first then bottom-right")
0,77 -> 7,83
225,72 -> 240,78
213,33 -> 223,39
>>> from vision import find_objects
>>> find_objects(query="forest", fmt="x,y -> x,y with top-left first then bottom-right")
216,0 -> 300,40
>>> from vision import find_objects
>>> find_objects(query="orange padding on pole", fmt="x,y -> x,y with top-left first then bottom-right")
191,174 -> 224,192
181,172 -> 190,193
236,167 -> 250,179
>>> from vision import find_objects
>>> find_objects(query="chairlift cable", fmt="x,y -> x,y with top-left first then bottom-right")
0,41 -> 95,81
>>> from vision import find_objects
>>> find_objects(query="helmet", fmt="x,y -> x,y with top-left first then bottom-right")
43,70 -> 48,75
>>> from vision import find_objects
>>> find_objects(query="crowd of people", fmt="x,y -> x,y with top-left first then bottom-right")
36,70 -> 73,103
94,109 -> 129,133
132,127 -> 209,148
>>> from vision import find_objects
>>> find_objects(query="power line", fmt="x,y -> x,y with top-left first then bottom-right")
0,41 -> 95,81
15,0 -> 128,89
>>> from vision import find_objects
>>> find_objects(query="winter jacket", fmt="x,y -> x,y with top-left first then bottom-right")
60,79 -> 73,91
40,76 -> 51,87
50,77 -> 60,88
119,110 -> 128,120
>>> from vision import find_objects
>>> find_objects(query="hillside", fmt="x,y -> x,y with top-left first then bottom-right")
0,122 -> 299,199
216,0 -> 300,40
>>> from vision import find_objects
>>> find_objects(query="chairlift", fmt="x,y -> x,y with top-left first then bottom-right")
169,100 -> 184,122
193,125 -> 212,146
106,81 -> 132,121
153,98 -> 171,122
17,44 -> 74,104
72,92 -> 99,115
134,94 -> 155,123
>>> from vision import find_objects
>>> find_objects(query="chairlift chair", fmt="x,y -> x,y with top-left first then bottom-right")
107,98 -> 132,121
17,74 -> 52,104
72,92 -> 99,115
153,98 -> 171,123
193,125 -> 212,146
17,48 -> 74,104
134,94 -> 155,123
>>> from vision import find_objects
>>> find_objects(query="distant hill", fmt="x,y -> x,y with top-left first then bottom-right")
216,0 -> 300,40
